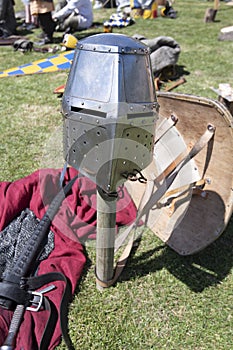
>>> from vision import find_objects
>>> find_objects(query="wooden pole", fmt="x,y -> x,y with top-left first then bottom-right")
96,188 -> 116,290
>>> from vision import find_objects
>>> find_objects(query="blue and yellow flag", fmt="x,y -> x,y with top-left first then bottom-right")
0,50 -> 74,78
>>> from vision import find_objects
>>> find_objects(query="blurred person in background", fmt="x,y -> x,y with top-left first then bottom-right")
30,0 -> 56,44
52,0 -> 93,33
0,0 -> 17,37
20,0 -> 38,30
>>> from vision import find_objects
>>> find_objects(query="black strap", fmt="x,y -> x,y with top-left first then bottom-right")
0,273 -> 75,350
40,296 -> 58,350
0,282 -> 31,307
26,272 -> 75,350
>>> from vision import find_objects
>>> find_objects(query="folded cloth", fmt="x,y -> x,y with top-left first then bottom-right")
103,12 -> 135,27
0,167 -> 137,349
142,36 -> 181,75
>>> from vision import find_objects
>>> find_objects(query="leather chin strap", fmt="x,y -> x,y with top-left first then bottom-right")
96,123 -> 216,288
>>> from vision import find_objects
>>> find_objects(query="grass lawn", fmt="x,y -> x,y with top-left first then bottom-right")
0,1 -> 232,349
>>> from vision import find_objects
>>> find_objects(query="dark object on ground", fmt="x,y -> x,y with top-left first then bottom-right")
204,8 -> 218,22
13,38 -> 33,52
0,35 -> 25,45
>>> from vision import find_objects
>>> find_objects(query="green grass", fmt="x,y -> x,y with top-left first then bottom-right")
0,1 -> 232,349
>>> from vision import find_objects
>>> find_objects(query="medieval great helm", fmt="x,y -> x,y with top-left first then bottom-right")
62,33 -> 158,193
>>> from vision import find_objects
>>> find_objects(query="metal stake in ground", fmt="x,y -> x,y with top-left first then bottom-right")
96,188 -> 116,290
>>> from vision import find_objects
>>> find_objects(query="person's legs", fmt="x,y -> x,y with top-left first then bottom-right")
0,0 -> 17,36
24,1 -> 31,23
54,0 -> 67,12
38,11 -> 55,42
58,13 -> 81,32
0,0 -> 8,21
20,0 -> 38,29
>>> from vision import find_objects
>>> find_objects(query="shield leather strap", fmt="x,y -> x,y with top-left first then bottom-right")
154,113 -> 178,144
95,124 -> 216,288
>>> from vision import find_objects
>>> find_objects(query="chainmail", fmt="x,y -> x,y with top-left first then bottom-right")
0,209 -> 54,279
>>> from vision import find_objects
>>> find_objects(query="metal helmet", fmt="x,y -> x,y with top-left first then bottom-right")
62,33 -> 158,193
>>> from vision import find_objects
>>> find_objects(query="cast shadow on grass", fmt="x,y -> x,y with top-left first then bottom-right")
73,245 -> 93,296
174,64 -> 190,78
119,216 -> 233,293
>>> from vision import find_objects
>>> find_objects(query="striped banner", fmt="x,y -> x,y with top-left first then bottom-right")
0,50 -> 74,78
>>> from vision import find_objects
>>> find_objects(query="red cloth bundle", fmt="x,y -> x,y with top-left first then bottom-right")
0,167 -> 137,349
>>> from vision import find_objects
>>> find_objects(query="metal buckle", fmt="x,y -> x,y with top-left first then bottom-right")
26,284 -> 56,312
26,291 -> 43,312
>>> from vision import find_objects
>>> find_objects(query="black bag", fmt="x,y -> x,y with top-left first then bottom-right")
13,38 -> 34,52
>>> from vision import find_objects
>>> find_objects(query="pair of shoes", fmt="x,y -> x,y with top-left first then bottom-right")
18,22 -> 37,31
26,23 -> 38,30
35,36 -> 53,46
0,27 -> 10,38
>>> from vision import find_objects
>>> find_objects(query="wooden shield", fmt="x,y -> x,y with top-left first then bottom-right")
126,92 -> 233,255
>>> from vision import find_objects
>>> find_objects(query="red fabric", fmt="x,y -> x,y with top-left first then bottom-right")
0,168 -> 137,349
